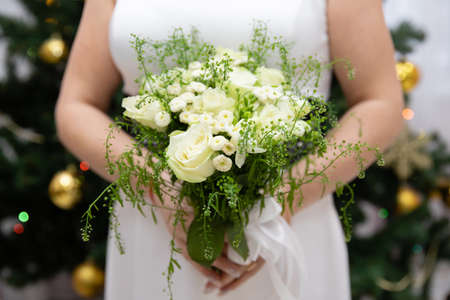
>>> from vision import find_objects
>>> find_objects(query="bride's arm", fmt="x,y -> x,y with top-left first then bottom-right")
55,0 -> 141,183
287,0 -> 405,214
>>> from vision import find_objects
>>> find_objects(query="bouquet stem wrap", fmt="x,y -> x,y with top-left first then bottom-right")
227,197 -> 307,300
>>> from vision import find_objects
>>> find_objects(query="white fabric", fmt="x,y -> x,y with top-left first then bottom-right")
106,0 -> 351,299
227,197 -> 306,300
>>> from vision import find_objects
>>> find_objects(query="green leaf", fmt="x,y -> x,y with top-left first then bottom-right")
226,222 -> 249,261
187,216 -> 225,266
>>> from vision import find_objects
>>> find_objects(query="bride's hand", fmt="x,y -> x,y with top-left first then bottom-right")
148,174 -> 248,288
204,208 -> 292,295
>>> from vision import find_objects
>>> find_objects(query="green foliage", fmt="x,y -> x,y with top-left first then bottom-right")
391,21 -> 426,56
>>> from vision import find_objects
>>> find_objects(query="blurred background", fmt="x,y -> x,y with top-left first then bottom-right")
0,0 -> 449,299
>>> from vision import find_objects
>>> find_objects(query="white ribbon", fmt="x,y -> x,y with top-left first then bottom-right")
227,196 -> 307,300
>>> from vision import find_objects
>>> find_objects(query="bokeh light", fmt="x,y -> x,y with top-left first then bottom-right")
18,211 -> 29,223
80,161 -> 90,171
13,223 -> 24,235
378,208 -> 389,219
402,108 -> 415,120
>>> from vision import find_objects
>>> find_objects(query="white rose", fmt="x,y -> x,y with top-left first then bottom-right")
155,111 -> 171,127
186,81 -> 207,93
122,96 -> 163,130
255,67 -> 286,86
255,104 -> 283,128
199,88 -> 235,114
212,154 -> 232,172
222,142 -> 236,156
292,96 -> 312,117
166,123 -> 215,183
169,97 -> 187,112
167,83 -> 182,96
215,47 -> 248,65
209,135 -> 228,151
292,120 -> 311,137
178,92 -> 196,104
227,67 -> 257,99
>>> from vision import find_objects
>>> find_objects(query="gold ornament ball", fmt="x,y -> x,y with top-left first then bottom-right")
38,35 -> 68,64
72,262 -> 105,298
48,166 -> 82,210
397,186 -> 421,214
396,61 -> 420,93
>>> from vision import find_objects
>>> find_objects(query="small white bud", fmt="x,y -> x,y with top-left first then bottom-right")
154,111 -> 171,127
212,154 -> 232,172
216,110 -> 234,124
179,111 -> 190,123
222,142 -> 236,156
209,135 -> 228,151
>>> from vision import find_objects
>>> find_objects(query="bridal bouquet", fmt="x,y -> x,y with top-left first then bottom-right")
82,21 -> 381,299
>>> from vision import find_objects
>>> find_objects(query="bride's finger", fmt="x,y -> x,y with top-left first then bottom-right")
211,256 -> 247,278
204,273 -> 234,294
218,258 -> 265,295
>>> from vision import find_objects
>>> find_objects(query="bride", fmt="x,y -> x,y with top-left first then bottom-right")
54,0 -> 404,299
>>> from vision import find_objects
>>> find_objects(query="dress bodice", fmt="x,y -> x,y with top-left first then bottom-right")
108,0 -> 331,97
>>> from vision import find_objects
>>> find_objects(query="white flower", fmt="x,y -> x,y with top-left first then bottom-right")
154,111 -> 171,127
178,92 -> 196,104
188,61 -> 202,70
188,113 -> 201,124
143,77 -> 164,94
215,47 -> 248,65
199,113 -> 214,125
166,123 -> 215,183
179,111 -> 190,123
209,135 -> 228,151
255,104 -> 283,128
186,81 -> 207,93
255,66 -> 286,86
198,88 -> 235,114
222,142 -> 236,156
214,120 -> 229,133
169,97 -> 187,112
212,154 -> 232,172
122,96 -> 163,130
252,86 -> 282,103
167,83 -> 181,96
216,110 -> 234,124
292,120 -> 311,137
227,67 -> 257,99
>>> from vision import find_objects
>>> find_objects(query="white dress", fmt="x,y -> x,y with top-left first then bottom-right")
106,0 -> 351,299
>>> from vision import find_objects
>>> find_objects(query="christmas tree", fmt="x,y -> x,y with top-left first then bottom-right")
0,1 -> 119,298
331,21 -> 450,300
